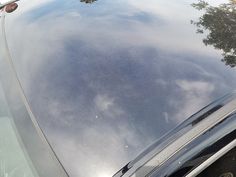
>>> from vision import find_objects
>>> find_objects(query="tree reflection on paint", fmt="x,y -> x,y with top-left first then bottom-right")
192,0 -> 236,67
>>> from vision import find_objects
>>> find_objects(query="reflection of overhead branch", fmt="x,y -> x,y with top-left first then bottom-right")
191,0 -> 236,67
80,0 -> 97,4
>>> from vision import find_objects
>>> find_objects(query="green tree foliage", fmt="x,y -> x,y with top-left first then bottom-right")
191,0 -> 236,67
80,0 -> 97,3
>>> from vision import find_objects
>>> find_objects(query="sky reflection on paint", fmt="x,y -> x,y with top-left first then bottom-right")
2,0 -> 236,176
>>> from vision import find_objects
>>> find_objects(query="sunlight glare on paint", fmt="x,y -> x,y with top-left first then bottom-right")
98,172 -> 111,177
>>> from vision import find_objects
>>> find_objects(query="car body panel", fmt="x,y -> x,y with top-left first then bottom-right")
0,0 -> 236,176
114,93 -> 236,176
0,9 -> 69,177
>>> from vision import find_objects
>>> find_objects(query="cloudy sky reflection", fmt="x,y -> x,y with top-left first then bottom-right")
3,0 -> 236,176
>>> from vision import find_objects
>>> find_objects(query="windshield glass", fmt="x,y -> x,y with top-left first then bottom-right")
0,85 -> 38,177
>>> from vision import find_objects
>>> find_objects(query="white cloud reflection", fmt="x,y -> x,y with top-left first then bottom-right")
174,80 -> 215,123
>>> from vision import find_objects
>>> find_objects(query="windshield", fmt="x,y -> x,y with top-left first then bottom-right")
0,85 -> 38,177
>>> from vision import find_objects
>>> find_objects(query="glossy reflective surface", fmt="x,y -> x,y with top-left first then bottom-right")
1,0 -> 236,177
0,10 -> 69,177
0,87 -> 38,177
150,110 -> 236,177
115,93 -> 236,177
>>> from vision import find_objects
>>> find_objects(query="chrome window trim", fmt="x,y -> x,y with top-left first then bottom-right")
149,121 -> 236,177
185,139 -> 236,177
129,98 -> 236,177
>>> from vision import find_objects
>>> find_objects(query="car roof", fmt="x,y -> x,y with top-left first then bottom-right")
1,0 -> 236,176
